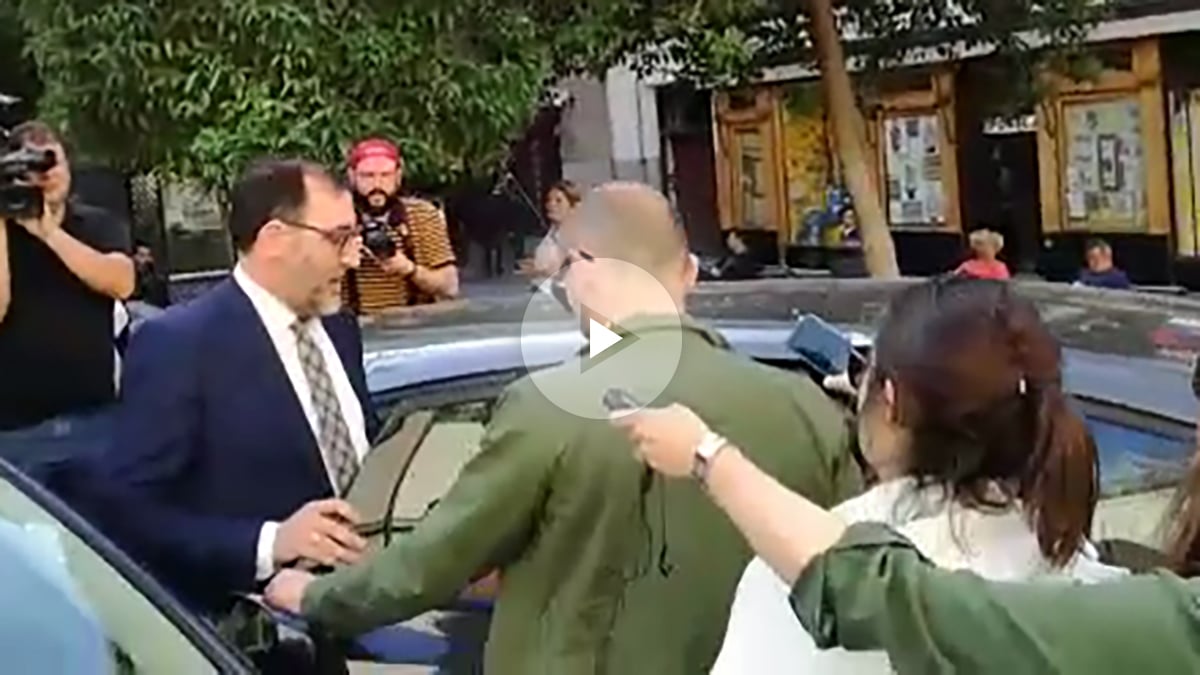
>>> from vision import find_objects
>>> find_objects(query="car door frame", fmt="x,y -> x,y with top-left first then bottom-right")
0,458 -> 254,674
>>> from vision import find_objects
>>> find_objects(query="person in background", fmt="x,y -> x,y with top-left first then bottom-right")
130,240 -> 169,308
342,138 -> 458,315
955,229 -> 1010,280
711,277 -> 1123,674
521,179 -> 583,282
1076,239 -> 1132,290
0,120 -> 134,485
264,182 -> 861,674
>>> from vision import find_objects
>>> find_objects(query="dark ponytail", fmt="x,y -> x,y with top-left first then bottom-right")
1165,454 -> 1200,575
1021,380 -> 1099,566
1006,289 -> 1098,567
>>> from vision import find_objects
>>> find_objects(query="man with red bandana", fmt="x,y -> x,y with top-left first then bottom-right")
342,138 -> 458,314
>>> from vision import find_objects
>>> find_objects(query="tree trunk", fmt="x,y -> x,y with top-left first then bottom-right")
807,0 -> 900,278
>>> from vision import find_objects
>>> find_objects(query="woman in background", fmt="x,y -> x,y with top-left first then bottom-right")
521,180 -> 583,282
955,229 -> 1010,280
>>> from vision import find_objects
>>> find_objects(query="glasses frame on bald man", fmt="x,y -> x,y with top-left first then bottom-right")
279,220 -> 362,250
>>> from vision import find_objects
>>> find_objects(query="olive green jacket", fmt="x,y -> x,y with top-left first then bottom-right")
792,523 -> 1200,674
303,317 -> 861,674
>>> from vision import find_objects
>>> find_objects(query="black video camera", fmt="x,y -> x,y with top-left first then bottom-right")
0,101 -> 56,220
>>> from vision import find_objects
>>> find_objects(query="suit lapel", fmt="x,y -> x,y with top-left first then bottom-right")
218,281 -> 331,489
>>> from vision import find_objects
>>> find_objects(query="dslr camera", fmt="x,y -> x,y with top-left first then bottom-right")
360,217 -> 397,260
1,102 -> 56,221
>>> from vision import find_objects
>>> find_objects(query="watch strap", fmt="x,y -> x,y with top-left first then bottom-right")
691,430 -> 727,485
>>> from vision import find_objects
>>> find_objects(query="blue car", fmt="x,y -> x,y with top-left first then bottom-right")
6,279 -> 1198,672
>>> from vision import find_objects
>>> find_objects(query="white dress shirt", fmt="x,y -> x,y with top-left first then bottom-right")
711,477 -> 1128,675
232,265 -> 370,580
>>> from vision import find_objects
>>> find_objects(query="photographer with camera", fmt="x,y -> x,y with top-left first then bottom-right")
0,120 -> 134,484
341,138 -> 458,316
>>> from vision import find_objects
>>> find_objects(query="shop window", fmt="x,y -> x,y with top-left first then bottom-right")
732,127 -> 772,229
1061,97 -> 1148,232
883,113 -> 945,227
160,181 -> 234,275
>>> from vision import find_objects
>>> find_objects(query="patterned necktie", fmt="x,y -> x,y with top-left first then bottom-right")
291,319 -> 359,495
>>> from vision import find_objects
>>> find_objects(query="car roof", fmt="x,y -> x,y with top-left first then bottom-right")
363,319 -> 1197,425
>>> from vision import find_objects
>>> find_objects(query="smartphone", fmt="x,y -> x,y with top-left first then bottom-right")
603,388 -> 644,412
787,314 -> 865,377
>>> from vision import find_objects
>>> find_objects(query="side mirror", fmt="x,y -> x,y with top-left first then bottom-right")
220,594 -> 349,675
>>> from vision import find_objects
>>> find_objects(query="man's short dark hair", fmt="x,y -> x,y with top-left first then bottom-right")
227,158 -> 343,253
1085,238 -> 1111,254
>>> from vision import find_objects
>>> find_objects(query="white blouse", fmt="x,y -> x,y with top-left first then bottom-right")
711,478 -> 1128,675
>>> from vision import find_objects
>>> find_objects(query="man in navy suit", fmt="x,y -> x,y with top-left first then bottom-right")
91,159 -> 378,613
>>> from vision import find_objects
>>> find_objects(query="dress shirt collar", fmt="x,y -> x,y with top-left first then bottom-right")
233,263 -> 301,333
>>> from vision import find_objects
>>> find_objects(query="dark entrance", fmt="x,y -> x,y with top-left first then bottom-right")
955,59 -> 1043,276
971,128 -> 1041,275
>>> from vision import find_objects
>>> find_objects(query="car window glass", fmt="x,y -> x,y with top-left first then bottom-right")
0,480 -> 218,674
361,399 -> 493,528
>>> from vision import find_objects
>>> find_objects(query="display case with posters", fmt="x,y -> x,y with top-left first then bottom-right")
1061,97 -> 1148,231
160,180 -> 233,276
1036,39 -> 1170,237
868,69 -> 961,232
883,113 -> 946,227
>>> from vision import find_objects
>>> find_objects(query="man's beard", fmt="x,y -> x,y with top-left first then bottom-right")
355,189 -> 397,218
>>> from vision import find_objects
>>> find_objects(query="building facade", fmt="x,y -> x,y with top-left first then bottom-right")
588,1 -> 1200,285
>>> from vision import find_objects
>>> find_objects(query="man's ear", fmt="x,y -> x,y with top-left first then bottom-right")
882,379 -> 899,423
683,252 -> 699,291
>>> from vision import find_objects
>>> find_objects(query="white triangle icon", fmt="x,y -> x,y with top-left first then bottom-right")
589,319 -> 623,359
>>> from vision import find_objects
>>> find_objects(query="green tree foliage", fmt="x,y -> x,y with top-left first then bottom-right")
16,0 -> 554,193
15,0 -> 1100,206
625,0 -> 1103,109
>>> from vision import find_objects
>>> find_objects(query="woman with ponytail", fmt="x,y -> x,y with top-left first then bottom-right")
615,277 -> 1128,673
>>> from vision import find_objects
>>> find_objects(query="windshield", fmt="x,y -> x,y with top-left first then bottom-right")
0,478 -> 217,674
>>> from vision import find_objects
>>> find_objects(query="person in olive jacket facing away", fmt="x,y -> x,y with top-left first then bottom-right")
265,182 -> 862,674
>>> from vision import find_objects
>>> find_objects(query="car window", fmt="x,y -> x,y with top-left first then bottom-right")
354,395 -> 496,538
0,479 -> 218,674
393,400 -> 493,521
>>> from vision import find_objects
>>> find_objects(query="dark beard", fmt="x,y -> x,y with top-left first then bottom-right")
354,189 -> 398,218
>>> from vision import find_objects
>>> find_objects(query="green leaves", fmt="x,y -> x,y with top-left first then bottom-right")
13,0 -> 1101,197
16,0 -> 556,195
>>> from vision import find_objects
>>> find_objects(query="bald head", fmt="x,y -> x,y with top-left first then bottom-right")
568,182 -> 687,275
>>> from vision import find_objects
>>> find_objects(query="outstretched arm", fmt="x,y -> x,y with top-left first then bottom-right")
276,384 -> 561,636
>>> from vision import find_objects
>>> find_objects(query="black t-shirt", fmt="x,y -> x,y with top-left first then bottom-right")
0,202 -> 131,430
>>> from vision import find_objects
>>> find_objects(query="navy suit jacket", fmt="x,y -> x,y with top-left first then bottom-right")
93,279 -> 378,611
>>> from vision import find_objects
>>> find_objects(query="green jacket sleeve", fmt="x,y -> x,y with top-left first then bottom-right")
790,523 -> 1200,675
301,383 -> 563,636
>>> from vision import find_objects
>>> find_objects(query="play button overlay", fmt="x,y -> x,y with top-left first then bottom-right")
588,319 -> 621,358
582,310 -> 640,370
520,257 -> 684,420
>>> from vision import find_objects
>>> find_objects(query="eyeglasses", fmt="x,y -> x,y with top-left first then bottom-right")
280,220 -> 361,249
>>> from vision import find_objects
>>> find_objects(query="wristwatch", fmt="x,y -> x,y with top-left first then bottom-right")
691,430 -> 728,486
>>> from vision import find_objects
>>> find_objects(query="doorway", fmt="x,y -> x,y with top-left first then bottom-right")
963,125 -> 1042,275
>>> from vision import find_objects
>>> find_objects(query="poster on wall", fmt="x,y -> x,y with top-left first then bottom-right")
885,114 -> 943,226
160,180 -> 233,275
1063,98 -> 1146,230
